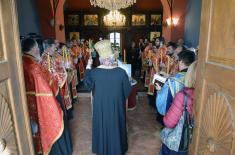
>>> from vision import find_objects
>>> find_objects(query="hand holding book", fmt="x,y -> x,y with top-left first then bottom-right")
152,73 -> 168,90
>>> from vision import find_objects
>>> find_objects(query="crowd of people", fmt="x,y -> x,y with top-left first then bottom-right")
21,34 -> 96,155
128,37 -> 197,155
20,33 -> 197,155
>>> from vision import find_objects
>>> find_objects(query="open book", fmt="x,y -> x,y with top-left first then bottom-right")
152,73 -> 167,87
117,59 -> 132,78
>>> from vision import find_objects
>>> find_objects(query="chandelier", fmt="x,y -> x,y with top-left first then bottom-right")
90,0 -> 136,10
103,10 -> 126,26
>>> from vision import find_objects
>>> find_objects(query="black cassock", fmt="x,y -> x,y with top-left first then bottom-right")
84,67 -> 132,155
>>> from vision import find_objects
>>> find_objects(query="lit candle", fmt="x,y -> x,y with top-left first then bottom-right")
62,46 -> 65,62
167,56 -> 170,75
124,49 -> 126,64
68,50 -> 71,62
156,58 -> 159,73
76,47 -> 79,57
66,49 -> 68,63
47,53 -> 51,72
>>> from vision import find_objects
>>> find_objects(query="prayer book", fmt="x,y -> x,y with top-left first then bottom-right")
117,59 -> 132,78
152,73 -> 167,87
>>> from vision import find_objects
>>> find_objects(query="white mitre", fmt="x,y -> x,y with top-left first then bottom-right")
94,40 -> 113,59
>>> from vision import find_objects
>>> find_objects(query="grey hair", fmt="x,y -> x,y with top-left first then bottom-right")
99,54 -> 115,65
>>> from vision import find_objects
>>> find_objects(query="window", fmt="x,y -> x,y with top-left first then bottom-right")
109,32 -> 120,47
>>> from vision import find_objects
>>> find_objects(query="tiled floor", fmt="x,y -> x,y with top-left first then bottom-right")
69,95 -> 162,155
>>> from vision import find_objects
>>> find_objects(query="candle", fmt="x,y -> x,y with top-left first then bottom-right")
68,50 -> 71,62
66,49 -> 68,63
76,46 -> 79,57
47,53 -> 51,72
160,49 -> 163,63
62,46 -> 65,62
167,56 -> 170,75
124,49 -> 126,64
156,58 -> 159,73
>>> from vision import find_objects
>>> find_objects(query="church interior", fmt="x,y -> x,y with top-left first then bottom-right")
0,0 -> 235,155
16,1 -> 201,154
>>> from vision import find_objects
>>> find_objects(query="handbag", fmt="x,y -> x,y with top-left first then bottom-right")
160,93 -> 192,152
179,92 -> 194,151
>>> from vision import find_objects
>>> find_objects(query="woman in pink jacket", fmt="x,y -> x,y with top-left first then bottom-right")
163,87 -> 194,128
160,61 -> 197,155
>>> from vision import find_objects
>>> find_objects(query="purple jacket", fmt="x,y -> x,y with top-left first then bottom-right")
163,88 -> 194,128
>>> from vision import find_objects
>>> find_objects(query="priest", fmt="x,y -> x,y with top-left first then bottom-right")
40,39 -> 73,118
21,38 -> 72,155
84,40 -> 132,155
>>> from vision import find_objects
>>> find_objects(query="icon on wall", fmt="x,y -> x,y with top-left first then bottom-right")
70,32 -> 80,40
68,15 -> 79,26
132,14 -> 146,26
84,14 -> 99,26
150,32 -> 161,41
150,14 -> 162,25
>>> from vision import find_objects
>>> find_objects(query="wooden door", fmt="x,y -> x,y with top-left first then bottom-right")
0,0 -> 34,154
190,0 -> 235,154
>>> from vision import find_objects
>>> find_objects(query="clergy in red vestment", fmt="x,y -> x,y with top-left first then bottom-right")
40,39 -> 73,112
142,43 -> 153,87
71,40 -> 85,81
58,44 -> 78,101
21,38 -> 64,154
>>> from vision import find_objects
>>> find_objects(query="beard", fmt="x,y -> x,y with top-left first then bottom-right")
34,51 -> 42,62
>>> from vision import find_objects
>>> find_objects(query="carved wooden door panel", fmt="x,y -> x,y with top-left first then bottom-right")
190,0 -> 235,154
0,0 -> 34,154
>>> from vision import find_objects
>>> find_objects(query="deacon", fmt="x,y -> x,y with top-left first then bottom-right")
40,39 -> 73,119
21,38 -> 72,155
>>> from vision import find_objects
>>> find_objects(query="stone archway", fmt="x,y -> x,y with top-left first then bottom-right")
54,0 -> 188,43
36,0 -> 188,43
